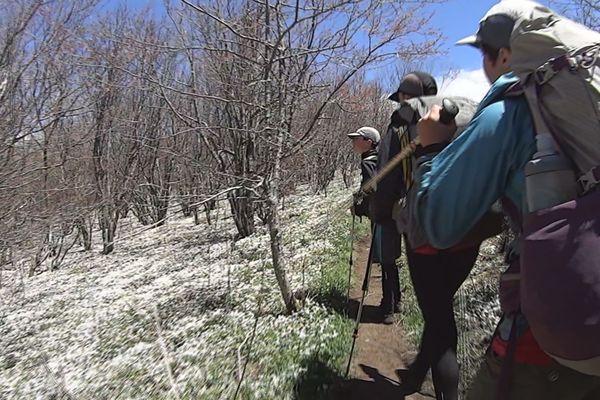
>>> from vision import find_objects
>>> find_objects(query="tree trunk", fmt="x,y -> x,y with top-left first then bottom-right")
267,187 -> 296,314
228,189 -> 255,238
194,205 -> 200,225
99,206 -> 117,255
266,124 -> 296,313
154,169 -> 171,227
342,166 -> 354,189
203,200 -> 215,225
77,218 -> 92,251
180,197 -> 192,217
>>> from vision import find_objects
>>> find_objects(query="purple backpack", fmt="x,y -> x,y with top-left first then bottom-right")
510,2 -> 600,375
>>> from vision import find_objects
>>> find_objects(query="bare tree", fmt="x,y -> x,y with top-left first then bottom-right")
0,0 -> 444,307
302,74 -> 391,193
552,0 -> 600,28
0,0 -> 99,272
167,0 -> 443,313
82,6 -> 179,253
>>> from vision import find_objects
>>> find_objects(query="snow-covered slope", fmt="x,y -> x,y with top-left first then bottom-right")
1,181 -> 355,399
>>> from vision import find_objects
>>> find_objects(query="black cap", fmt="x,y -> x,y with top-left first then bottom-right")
388,71 -> 438,102
456,13 -> 516,49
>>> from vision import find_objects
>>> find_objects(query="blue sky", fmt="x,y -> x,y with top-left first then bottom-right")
101,0 -> 556,100
102,0 -> 550,71
430,0 -> 551,72
431,0 -> 499,72
101,0 -> 165,17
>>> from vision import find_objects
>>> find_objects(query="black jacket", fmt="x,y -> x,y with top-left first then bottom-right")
353,149 -> 378,218
370,109 -> 412,223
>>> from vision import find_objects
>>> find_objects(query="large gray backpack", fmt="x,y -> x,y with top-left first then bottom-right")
511,2 -> 600,183
508,1 -> 600,376
391,95 -> 491,248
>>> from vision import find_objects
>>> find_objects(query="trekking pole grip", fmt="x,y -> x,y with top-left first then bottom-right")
439,98 -> 459,125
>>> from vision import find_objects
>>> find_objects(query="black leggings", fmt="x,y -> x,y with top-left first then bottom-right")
406,245 -> 480,400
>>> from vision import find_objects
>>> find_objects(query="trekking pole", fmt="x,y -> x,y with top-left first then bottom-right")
346,214 -> 356,302
344,224 -> 377,378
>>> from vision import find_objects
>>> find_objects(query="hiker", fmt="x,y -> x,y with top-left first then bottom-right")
370,72 -> 440,326
408,1 -> 600,399
385,74 -> 481,399
348,126 -> 379,220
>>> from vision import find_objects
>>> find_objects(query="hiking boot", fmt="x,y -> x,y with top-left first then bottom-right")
395,368 -> 424,395
382,310 -> 396,325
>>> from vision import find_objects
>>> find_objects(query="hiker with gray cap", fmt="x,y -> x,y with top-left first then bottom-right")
347,126 -> 394,321
348,126 -> 379,219
408,0 -> 600,399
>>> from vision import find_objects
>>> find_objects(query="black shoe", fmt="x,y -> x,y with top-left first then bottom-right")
395,368 -> 424,395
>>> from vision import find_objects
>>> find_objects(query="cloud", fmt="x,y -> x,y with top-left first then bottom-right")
437,69 -> 490,102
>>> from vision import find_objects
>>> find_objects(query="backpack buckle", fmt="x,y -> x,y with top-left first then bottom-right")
579,46 -> 600,69
578,166 -> 600,194
535,55 -> 572,85
534,65 -> 555,85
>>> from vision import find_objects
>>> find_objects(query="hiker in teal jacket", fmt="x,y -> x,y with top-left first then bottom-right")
412,73 -> 534,248
409,3 -> 600,399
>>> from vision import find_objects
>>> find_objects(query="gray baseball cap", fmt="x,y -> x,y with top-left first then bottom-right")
456,0 -> 539,49
347,126 -> 380,144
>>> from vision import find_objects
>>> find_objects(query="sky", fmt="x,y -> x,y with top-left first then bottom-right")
430,0 -> 553,100
101,0 -> 556,101
431,0 -> 550,70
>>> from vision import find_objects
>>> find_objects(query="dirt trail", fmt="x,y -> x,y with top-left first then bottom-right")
331,236 -> 435,399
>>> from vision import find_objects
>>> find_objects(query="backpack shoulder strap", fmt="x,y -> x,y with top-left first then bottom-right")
521,82 -> 551,139
397,125 -> 413,189
503,81 -> 525,98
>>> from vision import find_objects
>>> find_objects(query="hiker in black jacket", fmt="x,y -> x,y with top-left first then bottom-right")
348,127 -> 380,218
369,72 -> 440,325
388,73 -> 482,400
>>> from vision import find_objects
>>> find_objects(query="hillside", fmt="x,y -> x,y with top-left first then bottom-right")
1,182 -> 359,399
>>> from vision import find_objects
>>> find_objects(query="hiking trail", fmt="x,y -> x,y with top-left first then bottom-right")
332,236 -> 435,399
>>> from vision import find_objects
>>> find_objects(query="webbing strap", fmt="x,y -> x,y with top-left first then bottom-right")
523,83 -> 552,140
496,316 -> 519,400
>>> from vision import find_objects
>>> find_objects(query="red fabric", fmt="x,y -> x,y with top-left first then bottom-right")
413,244 -> 439,255
413,242 -> 477,255
491,328 -> 553,366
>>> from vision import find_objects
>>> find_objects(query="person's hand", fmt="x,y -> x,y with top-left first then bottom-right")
417,105 -> 457,147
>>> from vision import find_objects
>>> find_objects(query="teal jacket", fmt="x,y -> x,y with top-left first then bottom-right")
413,73 -> 536,249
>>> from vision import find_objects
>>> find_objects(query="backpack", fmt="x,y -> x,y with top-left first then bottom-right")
394,95 -> 478,189
510,2 -> 600,376
390,96 -> 504,248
